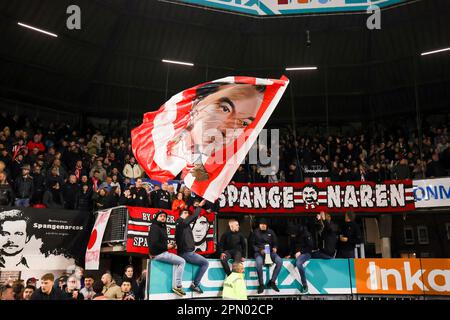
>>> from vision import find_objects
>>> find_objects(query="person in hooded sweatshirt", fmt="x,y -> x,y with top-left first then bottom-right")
148,210 -> 186,297
175,199 -> 208,294
218,219 -> 247,276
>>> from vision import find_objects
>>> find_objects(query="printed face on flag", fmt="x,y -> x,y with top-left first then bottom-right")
132,76 -> 289,202
188,84 -> 264,156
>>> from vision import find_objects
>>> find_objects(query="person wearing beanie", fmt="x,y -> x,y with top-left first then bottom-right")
148,210 -> 186,297
249,218 -> 283,294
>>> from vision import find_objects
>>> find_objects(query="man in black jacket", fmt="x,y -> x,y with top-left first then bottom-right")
286,222 -> 315,294
249,218 -> 283,294
62,174 -> 80,210
317,212 -> 338,258
148,210 -> 186,297
77,185 -> 93,211
218,219 -> 246,276
30,164 -> 45,205
153,183 -> 171,209
129,178 -> 150,207
31,273 -> 67,300
337,212 -> 362,258
14,164 -> 33,207
175,199 -> 209,294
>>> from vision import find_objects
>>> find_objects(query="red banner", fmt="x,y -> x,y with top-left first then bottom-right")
126,207 -> 215,255
218,180 -> 415,213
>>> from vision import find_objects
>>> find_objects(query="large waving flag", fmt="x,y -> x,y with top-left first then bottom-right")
131,76 -> 289,202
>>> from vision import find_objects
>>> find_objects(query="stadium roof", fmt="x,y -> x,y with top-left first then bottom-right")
0,0 -> 449,123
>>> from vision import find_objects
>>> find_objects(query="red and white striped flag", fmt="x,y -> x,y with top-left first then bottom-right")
131,76 -> 289,202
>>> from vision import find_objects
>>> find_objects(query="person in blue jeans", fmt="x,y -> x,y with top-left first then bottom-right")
148,210 -> 186,297
249,218 -> 283,294
287,220 -> 332,294
175,199 -> 209,294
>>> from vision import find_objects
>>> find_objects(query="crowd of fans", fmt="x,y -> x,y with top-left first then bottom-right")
0,112 -> 214,211
233,122 -> 450,183
0,265 -> 147,300
1,111 -> 449,211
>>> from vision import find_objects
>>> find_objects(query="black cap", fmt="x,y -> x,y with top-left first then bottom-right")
154,210 -> 167,220
258,218 -> 269,226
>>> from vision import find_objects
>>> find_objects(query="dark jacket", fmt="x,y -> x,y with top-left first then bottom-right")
43,189 -> 64,209
46,175 -> 64,190
63,289 -> 85,300
77,189 -> 93,211
307,218 -> 325,251
62,182 -> 80,210
31,172 -> 46,189
30,287 -> 67,300
93,193 -> 118,210
130,187 -> 150,207
148,219 -> 168,256
288,224 -> 314,256
285,167 -> 302,182
426,160 -> 447,178
204,200 -> 219,213
0,183 -> 14,206
122,276 -> 141,300
14,175 -> 34,199
175,207 -> 201,254
249,228 -> 278,256
338,221 -> 362,253
152,189 -> 171,209
319,220 -> 339,256
218,230 -> 246,256
118,193 -> 131,206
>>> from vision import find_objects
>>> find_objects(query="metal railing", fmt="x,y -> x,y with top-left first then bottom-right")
93,206 -> 129,244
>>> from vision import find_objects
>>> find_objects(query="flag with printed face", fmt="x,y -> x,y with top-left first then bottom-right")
131,76 -> 289,202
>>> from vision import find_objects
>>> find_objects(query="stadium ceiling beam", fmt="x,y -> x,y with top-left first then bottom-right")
2,10 -> 448,74
1,50 -> 449,99
1,49 -> 448,101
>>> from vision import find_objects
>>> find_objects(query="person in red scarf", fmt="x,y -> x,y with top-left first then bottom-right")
72,160 -> 87,180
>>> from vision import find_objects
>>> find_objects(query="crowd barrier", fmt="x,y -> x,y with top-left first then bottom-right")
147,258 -> 450,299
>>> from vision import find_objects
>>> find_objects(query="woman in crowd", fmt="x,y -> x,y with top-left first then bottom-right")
172,192 -> 186,214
